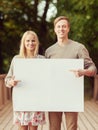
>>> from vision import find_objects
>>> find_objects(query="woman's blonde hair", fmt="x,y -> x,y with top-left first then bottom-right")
19,31 -> 39,57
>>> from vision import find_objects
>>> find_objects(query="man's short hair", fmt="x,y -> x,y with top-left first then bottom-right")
54,16 -> 70,27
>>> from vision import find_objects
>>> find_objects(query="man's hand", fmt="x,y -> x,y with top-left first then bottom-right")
70,69 -> 95,77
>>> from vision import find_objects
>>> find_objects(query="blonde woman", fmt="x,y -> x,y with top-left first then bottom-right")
5,31 -> 45,130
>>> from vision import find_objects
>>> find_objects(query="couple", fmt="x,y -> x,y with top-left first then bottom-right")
5,16 -> 97,130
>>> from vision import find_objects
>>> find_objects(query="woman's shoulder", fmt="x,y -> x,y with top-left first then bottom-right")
37,54 -> 45,58
13,55 -> 23,59
11,55 -> 23,62
13,55 -> 20,58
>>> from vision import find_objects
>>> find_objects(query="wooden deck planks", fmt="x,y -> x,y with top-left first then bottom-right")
77,101 -> 98,130
0,100 -> 98,130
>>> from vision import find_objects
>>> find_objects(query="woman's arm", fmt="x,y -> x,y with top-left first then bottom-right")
5,57 -> 20,88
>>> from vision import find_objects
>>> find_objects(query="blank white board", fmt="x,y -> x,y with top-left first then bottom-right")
13,59 -> 84,112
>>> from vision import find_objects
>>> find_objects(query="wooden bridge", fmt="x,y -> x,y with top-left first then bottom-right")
0,74 -> 98,130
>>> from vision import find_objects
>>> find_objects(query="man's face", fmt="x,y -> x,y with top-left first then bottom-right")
54,19 -> 70,39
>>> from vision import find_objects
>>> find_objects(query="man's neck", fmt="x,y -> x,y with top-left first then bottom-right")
57,37 -> 69,46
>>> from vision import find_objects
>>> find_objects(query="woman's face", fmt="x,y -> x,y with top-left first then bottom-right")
24,34 -> 36,51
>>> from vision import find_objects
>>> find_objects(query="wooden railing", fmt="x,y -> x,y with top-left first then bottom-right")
93,74 -> 98,101
0,74 -> 12,109
0,74 -> 98,109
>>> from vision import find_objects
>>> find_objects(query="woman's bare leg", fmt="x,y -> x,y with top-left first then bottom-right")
29,125 -> 38,130
18,125 -> 28,130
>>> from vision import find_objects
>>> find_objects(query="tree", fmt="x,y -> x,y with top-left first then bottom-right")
55,0 -> 98,68
0,11 -> 4,73
0,0 -> 55,72
0,0 -> 98,73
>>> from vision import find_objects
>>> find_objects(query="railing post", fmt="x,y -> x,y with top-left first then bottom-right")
93,75 -> 98,101
0,74 -> 12,109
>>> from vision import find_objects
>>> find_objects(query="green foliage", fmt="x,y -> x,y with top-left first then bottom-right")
0,0 -> 53,72
0,0 -> 98,73
56,0 -> 98,70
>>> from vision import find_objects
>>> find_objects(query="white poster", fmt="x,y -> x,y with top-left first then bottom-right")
13,59 -> 84,112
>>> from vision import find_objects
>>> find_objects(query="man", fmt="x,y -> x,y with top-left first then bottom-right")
45,16 -> 97,130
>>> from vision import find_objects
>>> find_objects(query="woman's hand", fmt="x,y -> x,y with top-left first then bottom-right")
9,76 -> 21,87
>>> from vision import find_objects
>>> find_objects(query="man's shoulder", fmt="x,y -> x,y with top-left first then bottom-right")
46,43 -> 57,52
69,39 -> 85,48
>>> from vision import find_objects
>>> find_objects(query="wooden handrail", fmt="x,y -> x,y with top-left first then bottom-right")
0,74 -> 12,109
0,74 -> 98,108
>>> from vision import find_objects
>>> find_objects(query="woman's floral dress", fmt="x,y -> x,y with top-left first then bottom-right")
14,111 -> 45,126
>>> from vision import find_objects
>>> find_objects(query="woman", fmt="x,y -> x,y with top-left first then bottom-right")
5,31 -> 45,130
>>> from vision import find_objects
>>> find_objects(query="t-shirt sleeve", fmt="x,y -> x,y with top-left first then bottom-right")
78,44 -> 97,74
